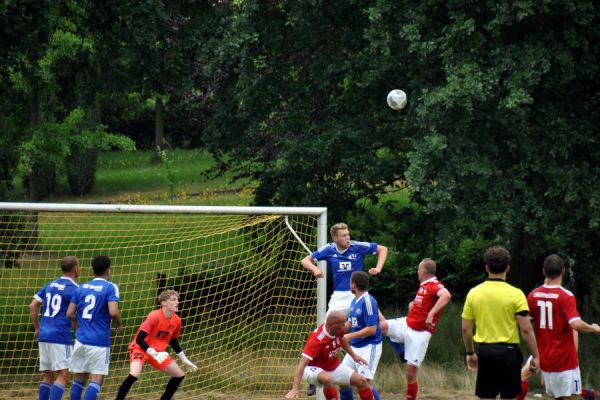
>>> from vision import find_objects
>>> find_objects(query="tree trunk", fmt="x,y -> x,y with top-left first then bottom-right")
507,227 -> 543,294
155,96 -> 164,149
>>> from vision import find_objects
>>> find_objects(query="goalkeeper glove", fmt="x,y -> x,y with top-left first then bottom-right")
146,347 -> 169,364
177,351 -> 198,372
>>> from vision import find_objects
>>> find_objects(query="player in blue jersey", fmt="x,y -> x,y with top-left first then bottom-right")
66,255 -> 122,400
29,256 -> 80,400
301,223 -> 388,315
339,271 -> 383,400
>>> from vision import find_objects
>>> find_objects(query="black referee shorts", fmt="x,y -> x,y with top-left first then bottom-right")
475,343 -> 523,399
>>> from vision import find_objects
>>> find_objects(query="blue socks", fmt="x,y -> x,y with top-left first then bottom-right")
340,387 -> 354,400
371,387 -> 381,400
49,383 -> 65,400
70,380 -> 85,400
39,382 -> 52,400
83,381 -> 101,400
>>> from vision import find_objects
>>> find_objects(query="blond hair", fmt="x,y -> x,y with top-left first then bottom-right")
158,289 -> 179,304
330,222 -> 348,237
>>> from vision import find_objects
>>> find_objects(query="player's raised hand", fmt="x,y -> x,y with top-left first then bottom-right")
367,267 -> 381,276
285,388 -> 300,398
177,351 -> 198,372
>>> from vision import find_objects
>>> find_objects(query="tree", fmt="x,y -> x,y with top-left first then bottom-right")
368,0 -> 599,307
203,1 -> 408,221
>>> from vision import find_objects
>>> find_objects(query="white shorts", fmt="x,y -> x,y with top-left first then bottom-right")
39,342 -> 72,371
385,317 -> 408,344
341,343 -> 382,380
327,291 -> 354,316
69,340 -> 110,375
542,367 -> 581,398
302,363 -> 354,386
404,325 -> 432,368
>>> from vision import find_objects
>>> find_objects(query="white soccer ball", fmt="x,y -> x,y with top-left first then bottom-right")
387,89 -> 407,110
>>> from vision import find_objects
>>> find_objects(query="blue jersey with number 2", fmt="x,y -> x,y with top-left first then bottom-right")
34,277 -> 79,345
311,241 -> 377,291
71,278 -> 120,347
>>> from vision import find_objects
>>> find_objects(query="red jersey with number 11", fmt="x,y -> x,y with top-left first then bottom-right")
129,309 -> 181,352
301,324 -> 343,371
527,285 -> 580,372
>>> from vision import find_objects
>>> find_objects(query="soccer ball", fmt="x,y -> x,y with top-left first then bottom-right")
387,89 -> 407,110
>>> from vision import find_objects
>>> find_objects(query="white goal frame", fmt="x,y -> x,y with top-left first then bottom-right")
0,202 -> 328,326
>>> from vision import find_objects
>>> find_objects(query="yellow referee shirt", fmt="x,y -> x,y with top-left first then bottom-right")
462,279 -> 529,344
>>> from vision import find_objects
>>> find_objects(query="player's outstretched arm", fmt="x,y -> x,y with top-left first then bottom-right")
286,357 -> 310,399
570,319 -> 600,334
301,255 -> 323,278
368,245 -> 388,275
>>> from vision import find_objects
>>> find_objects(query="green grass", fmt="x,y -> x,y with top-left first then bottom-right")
13,148 -> 255,206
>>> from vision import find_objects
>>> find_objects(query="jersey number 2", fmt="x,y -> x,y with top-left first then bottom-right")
82,294 -> 96,320
536,300 -> 553,329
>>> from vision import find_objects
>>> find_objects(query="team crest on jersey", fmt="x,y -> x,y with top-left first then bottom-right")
349,254 -> 357,260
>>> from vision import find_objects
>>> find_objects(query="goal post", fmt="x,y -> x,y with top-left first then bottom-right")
0,202 -> 327,399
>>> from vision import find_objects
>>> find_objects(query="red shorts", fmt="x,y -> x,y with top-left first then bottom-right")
129,347 -> 173,370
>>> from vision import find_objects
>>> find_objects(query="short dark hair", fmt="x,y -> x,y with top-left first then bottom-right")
543,254 -> 564,279
351,271 -> 370,291
61,256 -> 79,273
484,246 -> 511,274
92,255 -> 111,276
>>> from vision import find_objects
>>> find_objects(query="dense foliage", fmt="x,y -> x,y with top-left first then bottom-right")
1,1 -> 598,311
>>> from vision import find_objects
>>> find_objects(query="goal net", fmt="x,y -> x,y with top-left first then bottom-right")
0,203 -> 327,399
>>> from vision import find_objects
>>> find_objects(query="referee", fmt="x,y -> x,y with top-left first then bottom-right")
461,245 -> 540,399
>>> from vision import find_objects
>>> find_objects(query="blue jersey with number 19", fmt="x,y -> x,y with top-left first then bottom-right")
311,241 -> 377,291
34,277 -> 79,345
71,278 -> 120,347
348,292 -> 382,348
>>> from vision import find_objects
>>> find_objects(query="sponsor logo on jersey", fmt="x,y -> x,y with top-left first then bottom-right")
339,262 -> 351,271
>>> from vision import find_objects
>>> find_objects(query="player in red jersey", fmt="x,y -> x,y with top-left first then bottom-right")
286,310 -> 375,400
114,290 -> 197,400
527,255 -> 600,399
379,258 -> 451,400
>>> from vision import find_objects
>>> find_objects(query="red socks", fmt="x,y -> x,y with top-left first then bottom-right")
407,381 -> 418,400
358,388 -> 374,400
516,381 -> 529,400
323,386 -> 339,400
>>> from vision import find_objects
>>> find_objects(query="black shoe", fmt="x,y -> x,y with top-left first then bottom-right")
307,383 -> 316,396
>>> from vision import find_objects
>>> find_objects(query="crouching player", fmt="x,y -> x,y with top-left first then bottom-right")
286,310 -> 375,400
115,290 -> 197,400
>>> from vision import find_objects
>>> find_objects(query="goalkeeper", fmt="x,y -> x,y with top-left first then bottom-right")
115,290 -> 197,400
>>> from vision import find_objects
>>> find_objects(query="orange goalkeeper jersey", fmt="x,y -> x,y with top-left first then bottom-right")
130,309 -> 181,352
